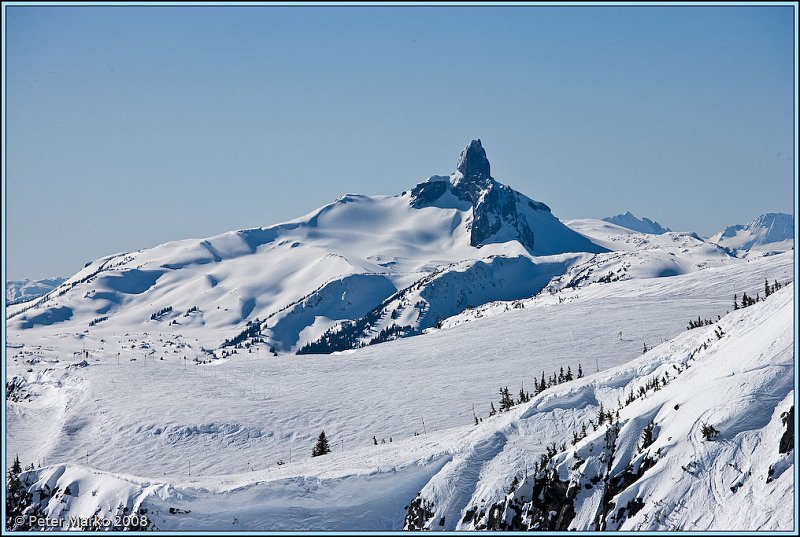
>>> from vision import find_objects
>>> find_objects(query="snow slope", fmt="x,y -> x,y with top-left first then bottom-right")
6,278 -> 65,306
709,212 -> 794,255
7,270 -> 794,531
411,283 -> 795,532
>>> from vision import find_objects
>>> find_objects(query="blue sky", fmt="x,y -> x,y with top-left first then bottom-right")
5,5 -> 796,280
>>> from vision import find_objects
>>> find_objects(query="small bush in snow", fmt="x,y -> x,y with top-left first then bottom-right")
701,422 -> 720,441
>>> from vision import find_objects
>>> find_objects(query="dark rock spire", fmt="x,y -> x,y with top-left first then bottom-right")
456,139 -> 491,182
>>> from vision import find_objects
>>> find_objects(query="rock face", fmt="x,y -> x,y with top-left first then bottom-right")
452,139 -> 495,206
410,140 -> 602,256
456,139 -> 491,183
469,182 -> 537,251
409,178 -> 449,209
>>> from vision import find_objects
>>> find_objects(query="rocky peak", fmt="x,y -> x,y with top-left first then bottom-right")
455,139 -> 491,183
452,139 -> 495,207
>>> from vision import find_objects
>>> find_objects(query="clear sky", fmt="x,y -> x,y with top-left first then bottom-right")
4,4 -> 796,280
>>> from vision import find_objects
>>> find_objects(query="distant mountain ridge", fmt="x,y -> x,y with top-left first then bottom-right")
602,212 -> 671,235
709,212 -> 794,254
6,277 -> 65,306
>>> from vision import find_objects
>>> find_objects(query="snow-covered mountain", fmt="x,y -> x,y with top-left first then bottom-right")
8,140 -> 753,357
5,139 -> 795,532
602,212 -> 671,235
6,278 -> 65,306
709,212 -> 794,255
6,140 -> 609,354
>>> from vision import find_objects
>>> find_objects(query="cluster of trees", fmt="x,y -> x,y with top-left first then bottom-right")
622,333 -> 720,417
490,364 -> 584,417
686,316 -> 717,330
221,320 -> 263,348
6,456 -> 44,530
297,301 -> 393,354
369,324 -> 415,346
184,306 -> 199,317
735,292 -> 758,309
535,365 -> 581,393
88,316 -> 108,327
597,270 -> 622,284
625,373 -> 671,405
764,278 -> 784,298
685,279 -> 787,331
570,402 -> 622,447
734,279 -> 784,311
149,306 -> 172,321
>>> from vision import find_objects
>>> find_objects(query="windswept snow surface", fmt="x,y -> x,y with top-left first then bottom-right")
5,251 -> 794,531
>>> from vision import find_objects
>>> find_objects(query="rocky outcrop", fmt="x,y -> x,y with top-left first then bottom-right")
409,139 -> 603,256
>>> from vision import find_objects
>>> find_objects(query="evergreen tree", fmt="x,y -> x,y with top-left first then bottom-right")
565,366 -> 573,382
577,363 -> 583,379
597,402 -> 606,425
733,293 -> 738,310
312,431 -> 331,457
558,367 -> 564,383
489,402 -> 497,416
639,420 -> 655,452
765,278 -> 771,297
6,456 -> 44,530
499,387 -> 514,412
540,371 -> 546,393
